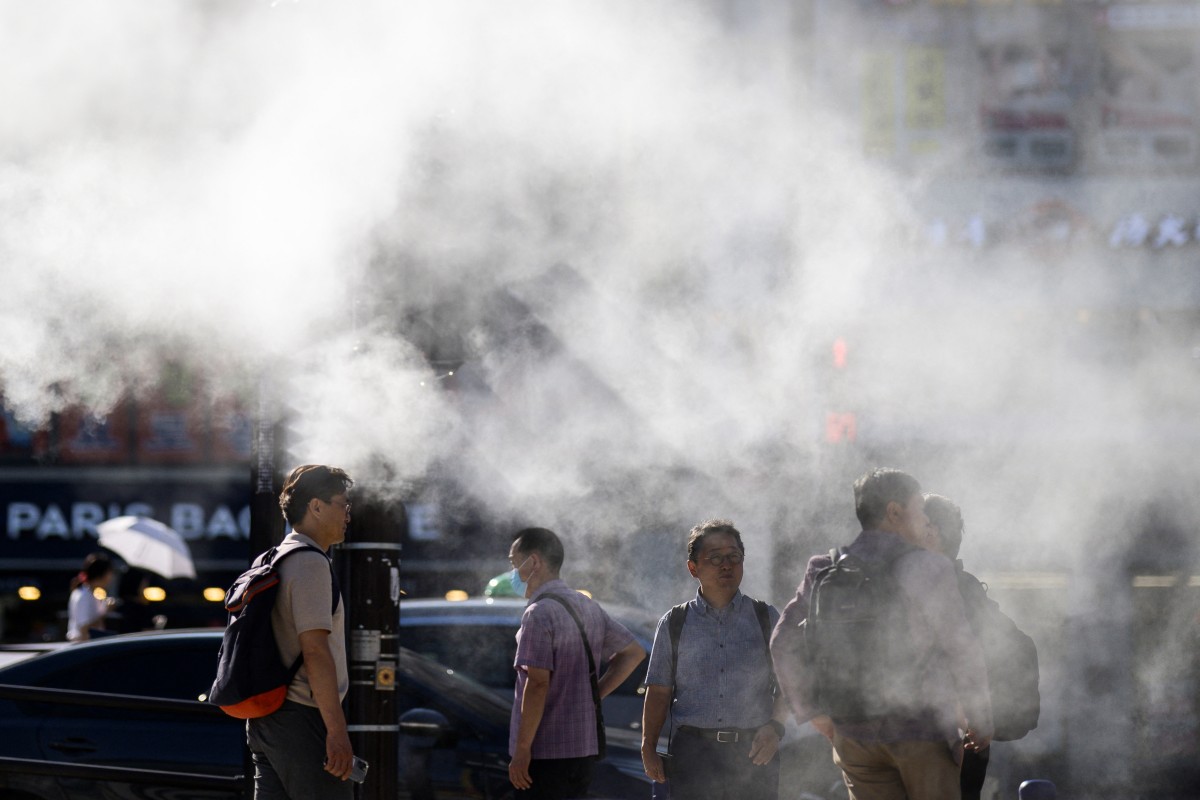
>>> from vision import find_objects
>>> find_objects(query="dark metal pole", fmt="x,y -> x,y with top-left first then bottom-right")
337,494 -> 405,800
249,382 -> 286,558
246,382 -> 286,798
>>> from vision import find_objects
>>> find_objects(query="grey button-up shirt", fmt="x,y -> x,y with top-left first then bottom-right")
645,590 -> 780,732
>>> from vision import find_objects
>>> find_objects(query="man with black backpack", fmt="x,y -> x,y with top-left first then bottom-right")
641,519 -> 789,800
921,493 -> 1040,800
770,468 -> 993,800
245,464 -> 358,799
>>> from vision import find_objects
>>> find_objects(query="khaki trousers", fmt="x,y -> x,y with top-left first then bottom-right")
832,733 -> 960,800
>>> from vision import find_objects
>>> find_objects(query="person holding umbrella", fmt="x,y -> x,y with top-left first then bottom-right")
66,552 -> 116,641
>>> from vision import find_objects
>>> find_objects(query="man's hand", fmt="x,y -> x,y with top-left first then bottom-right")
508,744 -> 533,790
748,724 -> 781,765
323,729 -> 354,780
641,742 -> 667,783
963,728 -> 991,753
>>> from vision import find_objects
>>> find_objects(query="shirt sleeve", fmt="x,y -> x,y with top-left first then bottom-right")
281,551 -> 335,635
69,587 -> 105,629
767,603 -> 781,629
514,604 -> 557,672
769,555 -> 826,724
643,612 -> 674,688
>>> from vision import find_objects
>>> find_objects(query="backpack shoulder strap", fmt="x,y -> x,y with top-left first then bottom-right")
748,597 -> 780,697
667,602 -> 689,695
269,543 -> 340,615
751,598 -> 771,645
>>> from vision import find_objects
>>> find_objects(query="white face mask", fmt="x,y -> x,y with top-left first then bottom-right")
509,555 -> 533,597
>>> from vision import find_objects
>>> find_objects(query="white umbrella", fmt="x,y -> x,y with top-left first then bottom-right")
96,516 -> 196,580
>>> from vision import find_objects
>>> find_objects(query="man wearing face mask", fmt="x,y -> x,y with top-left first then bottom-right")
506,527 -> 646,800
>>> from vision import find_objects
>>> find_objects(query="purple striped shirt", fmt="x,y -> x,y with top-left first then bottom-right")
510,579 -> 636,759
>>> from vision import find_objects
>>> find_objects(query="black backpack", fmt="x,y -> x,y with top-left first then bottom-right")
802,546 -> 926,722
208,542 -> 338,719
956,568 -> 1040,741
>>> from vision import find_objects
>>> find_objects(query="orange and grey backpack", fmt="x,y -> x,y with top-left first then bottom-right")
208,542 -> 338,719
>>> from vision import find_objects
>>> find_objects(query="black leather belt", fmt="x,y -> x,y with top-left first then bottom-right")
677,725 -> 756,743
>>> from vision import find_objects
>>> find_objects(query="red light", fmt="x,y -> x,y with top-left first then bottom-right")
826,412 -> 857,443
832,338 -> 848,370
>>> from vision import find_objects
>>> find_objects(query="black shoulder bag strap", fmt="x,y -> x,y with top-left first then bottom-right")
542,594 -> 606,759
666,602 -> 689,696
748,597 -> 780,698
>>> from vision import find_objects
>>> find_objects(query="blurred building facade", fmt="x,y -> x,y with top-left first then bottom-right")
785,1 -> 1200,797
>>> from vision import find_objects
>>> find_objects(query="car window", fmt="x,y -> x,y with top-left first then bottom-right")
402,624 -> 517,692
400,648 -> 511,727
28,643 -> 218,701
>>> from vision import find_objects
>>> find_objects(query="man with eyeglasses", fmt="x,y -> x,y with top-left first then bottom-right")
641,519 -> 789,800
506,527 -> 647,800
246,464 -> 357,800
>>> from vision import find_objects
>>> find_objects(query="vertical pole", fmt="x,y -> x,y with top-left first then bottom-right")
246,379 -> 285,799
249,380 -> 285,559
337,495 -> 405,800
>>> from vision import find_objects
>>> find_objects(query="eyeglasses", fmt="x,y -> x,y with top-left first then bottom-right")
329,499 -> 352,514
702,552 -> 744,567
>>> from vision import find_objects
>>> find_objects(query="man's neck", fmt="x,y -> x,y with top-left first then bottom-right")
526,572 -> 560,597
699,585 -> 736,609
292,526 -> 332,552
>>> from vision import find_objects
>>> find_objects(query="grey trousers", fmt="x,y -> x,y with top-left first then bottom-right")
246,700 -> 354,800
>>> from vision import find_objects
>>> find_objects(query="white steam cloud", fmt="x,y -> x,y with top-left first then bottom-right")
3,2 -> 1197,563
3,4 -> 1199,789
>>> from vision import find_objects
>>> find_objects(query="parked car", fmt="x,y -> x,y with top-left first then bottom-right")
0,629 -> 243,800
0,642 -> 61,669
399,596 -> 662,733
399,597 -> 852,800
0,629 -> 650,800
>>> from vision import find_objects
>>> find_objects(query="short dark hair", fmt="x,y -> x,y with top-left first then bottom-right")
854,468 -> 921,529
72,552 -> 114,590
687,519 -> 745,562
511,527 -> 565,572
923,493 -> 964,559
279,465 -> 354,527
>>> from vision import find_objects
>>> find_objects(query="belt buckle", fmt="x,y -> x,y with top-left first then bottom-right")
716,730 -> 737,743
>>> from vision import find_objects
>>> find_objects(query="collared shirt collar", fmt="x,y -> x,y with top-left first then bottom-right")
283,530 -> 327,554
694,587 -> 744,617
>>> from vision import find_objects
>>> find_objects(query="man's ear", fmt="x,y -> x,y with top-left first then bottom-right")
686,560 -> 700,580
884,500 -> 902,522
